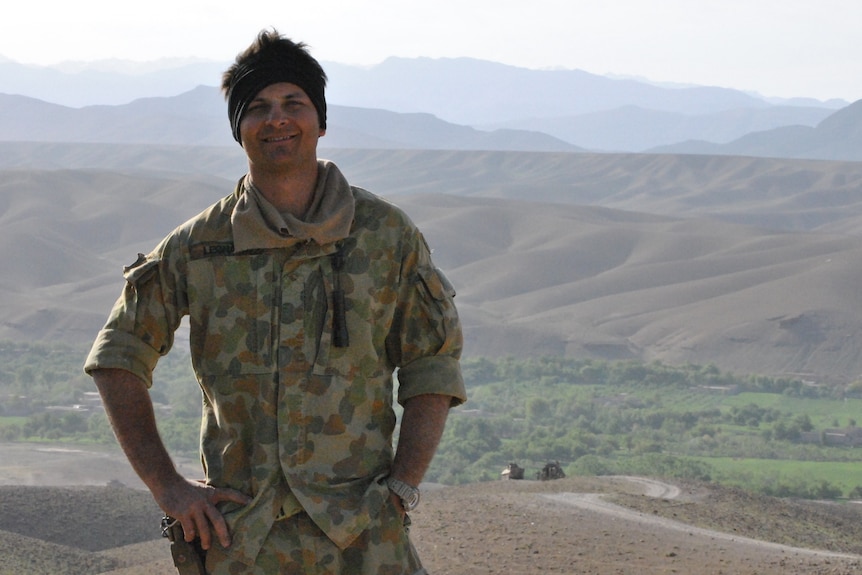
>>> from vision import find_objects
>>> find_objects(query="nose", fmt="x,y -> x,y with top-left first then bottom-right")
266,106 -> 290,125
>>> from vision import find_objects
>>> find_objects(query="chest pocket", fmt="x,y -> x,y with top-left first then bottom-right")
310,259 -> 394,378
187,252 -> 277,375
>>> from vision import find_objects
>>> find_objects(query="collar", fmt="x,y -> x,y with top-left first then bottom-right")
231,160 -> 355,252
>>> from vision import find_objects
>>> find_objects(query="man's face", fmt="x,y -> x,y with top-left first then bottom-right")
239,82 -> 324,175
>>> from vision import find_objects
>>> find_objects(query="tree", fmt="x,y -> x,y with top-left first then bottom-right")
793,414 -> 814,433
526,397 -> 552,424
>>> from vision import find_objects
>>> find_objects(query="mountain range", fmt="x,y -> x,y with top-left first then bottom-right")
1,56 -> 858,156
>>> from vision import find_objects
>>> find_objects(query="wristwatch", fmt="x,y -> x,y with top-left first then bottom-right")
386,477 -> 421,511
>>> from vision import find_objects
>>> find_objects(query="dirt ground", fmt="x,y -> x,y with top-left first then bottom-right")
411,477 -> 862,575
104,477 -> 862,575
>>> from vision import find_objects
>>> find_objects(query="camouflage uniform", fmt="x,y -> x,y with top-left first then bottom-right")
85,160 -> 466,573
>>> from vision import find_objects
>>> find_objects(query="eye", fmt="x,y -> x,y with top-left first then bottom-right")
246,102 -> 268,115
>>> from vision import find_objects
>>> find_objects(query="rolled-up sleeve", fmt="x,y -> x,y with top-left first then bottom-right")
389,231 -> 466,407
83,239 -> 184,387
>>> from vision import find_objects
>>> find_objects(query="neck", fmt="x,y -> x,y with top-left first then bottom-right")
249,162 -> 319,219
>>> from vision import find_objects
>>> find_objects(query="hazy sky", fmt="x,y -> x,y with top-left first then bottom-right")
3,1 -> 860,101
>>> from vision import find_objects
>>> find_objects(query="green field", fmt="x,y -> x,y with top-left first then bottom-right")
720,392 -> 862,427
696,456 -> 862,495
0,416 -> 27,426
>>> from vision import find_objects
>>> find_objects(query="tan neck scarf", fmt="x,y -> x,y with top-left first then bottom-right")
231,160 -> 356,252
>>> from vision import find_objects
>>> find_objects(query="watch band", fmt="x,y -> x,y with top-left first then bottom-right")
386,477 -> 421,511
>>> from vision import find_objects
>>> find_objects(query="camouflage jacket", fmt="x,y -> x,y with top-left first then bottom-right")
85,161 -> 466,565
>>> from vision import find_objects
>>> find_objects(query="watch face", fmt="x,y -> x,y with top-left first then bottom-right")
388,478 -> 420,511
403,491 -> 420,511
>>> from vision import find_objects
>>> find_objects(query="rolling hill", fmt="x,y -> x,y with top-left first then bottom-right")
3,146 -> 862,382
6,143 -> 862,233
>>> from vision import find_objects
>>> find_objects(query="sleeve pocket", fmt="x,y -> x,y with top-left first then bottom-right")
122,253 -> 160,285
417,266 -> 456,300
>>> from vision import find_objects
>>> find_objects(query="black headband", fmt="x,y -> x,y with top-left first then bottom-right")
226,61 -> 327,144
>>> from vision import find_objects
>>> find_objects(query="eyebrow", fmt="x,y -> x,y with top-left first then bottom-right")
252,89 -> 307,104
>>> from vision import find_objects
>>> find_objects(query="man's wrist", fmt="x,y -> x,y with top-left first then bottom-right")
386,477 -> 421,511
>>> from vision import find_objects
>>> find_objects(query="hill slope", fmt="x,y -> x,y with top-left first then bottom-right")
416,194 -> 862,380
4,155 -> 862,381
6,144 -> 862,233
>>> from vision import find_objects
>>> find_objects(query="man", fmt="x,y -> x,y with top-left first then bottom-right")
84,29 -> 466,575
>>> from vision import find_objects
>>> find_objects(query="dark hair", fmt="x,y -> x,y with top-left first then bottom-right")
221,29 -> 328,143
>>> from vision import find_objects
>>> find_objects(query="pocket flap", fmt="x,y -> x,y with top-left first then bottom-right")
418,266 -> 456,300
123,253 -> 160,285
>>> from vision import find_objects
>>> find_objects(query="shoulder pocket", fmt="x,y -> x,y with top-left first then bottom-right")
123,253 -> 160,285
417,266 -> 456,300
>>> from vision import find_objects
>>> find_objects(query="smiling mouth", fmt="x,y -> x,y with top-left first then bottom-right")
264,135 -> 295,143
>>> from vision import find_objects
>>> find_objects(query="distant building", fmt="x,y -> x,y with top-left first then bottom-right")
800,427 -> 862,447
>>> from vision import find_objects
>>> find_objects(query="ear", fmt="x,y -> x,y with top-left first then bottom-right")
319,128 -> 326,137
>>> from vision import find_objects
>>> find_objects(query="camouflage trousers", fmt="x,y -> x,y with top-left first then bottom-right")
205,499 -> 427,575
